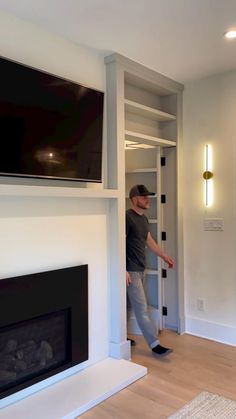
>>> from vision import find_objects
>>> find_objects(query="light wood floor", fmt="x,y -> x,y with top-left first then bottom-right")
80,330 -> 236,418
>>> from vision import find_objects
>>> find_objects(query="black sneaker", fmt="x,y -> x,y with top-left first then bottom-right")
152,344 -> 173,357
128,338 -> 136,346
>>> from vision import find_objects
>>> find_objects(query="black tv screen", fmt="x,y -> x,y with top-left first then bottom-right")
0,57 -> 104,182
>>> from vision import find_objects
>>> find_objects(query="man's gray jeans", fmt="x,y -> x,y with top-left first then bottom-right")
127,271 -> 159,348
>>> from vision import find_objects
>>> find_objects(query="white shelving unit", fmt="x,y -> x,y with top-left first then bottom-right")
124,60 -> 180,332
105,52 -> 185,335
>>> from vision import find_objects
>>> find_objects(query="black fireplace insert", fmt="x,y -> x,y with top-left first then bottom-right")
0,265 -> 88,400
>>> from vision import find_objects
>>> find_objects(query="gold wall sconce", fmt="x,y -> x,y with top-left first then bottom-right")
203,144 -> 213,207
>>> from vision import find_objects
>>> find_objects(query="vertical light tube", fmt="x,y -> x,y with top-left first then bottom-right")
204,144 -> 213,207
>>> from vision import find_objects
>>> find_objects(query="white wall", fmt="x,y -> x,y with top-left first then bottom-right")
0,11 -> 105,90
183,70 -> 236,345
0,10 -> 109,374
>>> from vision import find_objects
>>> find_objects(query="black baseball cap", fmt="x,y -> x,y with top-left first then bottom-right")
129,184 -> 155,199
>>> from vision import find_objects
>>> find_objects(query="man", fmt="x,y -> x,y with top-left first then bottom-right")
126,184 -> 174,357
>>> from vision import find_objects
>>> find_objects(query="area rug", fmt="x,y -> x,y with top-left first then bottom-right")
168,391 -> 236,418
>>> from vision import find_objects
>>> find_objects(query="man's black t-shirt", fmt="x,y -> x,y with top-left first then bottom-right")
126,208 -> 150,272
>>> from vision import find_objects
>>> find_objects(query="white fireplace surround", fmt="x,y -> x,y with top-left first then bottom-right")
0,188 -> 147,416
0,13 -> 147,417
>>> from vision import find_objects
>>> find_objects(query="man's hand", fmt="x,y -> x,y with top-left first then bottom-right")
163,254 -> 174,269
126,271 -> 132,286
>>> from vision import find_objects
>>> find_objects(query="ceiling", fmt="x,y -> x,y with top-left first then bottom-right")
0,0 -> 236,83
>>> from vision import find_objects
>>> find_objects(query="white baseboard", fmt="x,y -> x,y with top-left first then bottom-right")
0,358 -> 147,419
185,316 -> 236,347
178,315 -> 186,334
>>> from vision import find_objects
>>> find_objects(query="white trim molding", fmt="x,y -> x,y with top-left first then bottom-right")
109,340 -> 131,360
185,316 -> 236,347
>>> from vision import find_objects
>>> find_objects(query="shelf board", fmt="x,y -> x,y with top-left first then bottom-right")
124,99 -> 176,122
125,130 -> 176,149
148,304 -> 159,310
125,168 -> 157,173
125,195 -> 156,199
145,269 -> 159,275
0,184 -> 118,199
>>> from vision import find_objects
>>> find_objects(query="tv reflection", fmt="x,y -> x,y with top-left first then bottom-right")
34,148 -> 79,178
35,149 -> 63,165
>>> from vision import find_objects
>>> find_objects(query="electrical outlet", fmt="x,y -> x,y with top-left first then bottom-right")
197,298 -> 205,312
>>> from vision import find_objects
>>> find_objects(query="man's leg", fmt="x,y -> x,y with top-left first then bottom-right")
127,271 -> 173,357
127,271 -> 159,348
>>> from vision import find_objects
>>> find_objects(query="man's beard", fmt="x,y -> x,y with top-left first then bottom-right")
137,202 -> 149,210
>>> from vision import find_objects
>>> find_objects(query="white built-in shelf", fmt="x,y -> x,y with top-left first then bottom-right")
125,130 -> 176,148
126,168 -> 157,173
148,304 -> 158,311
125,195 -> 156,199
0,184 -> 118,199
149,219 -> 157,224
124,99 -> 176,122
146,269 -> 159,275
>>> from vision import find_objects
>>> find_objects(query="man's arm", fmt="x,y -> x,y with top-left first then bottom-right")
146,232 -> 174,268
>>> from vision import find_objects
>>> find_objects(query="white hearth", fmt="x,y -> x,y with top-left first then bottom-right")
0,358 -> 147,419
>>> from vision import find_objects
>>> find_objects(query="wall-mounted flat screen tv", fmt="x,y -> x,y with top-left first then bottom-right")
0,57 -> 104,182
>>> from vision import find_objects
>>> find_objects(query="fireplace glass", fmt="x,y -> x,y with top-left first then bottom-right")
0,309 -> 71,395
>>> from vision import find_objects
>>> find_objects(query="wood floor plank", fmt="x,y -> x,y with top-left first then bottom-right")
80,330 -> 236,418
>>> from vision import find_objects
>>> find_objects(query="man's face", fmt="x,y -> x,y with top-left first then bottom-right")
135,195 -> 151,210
